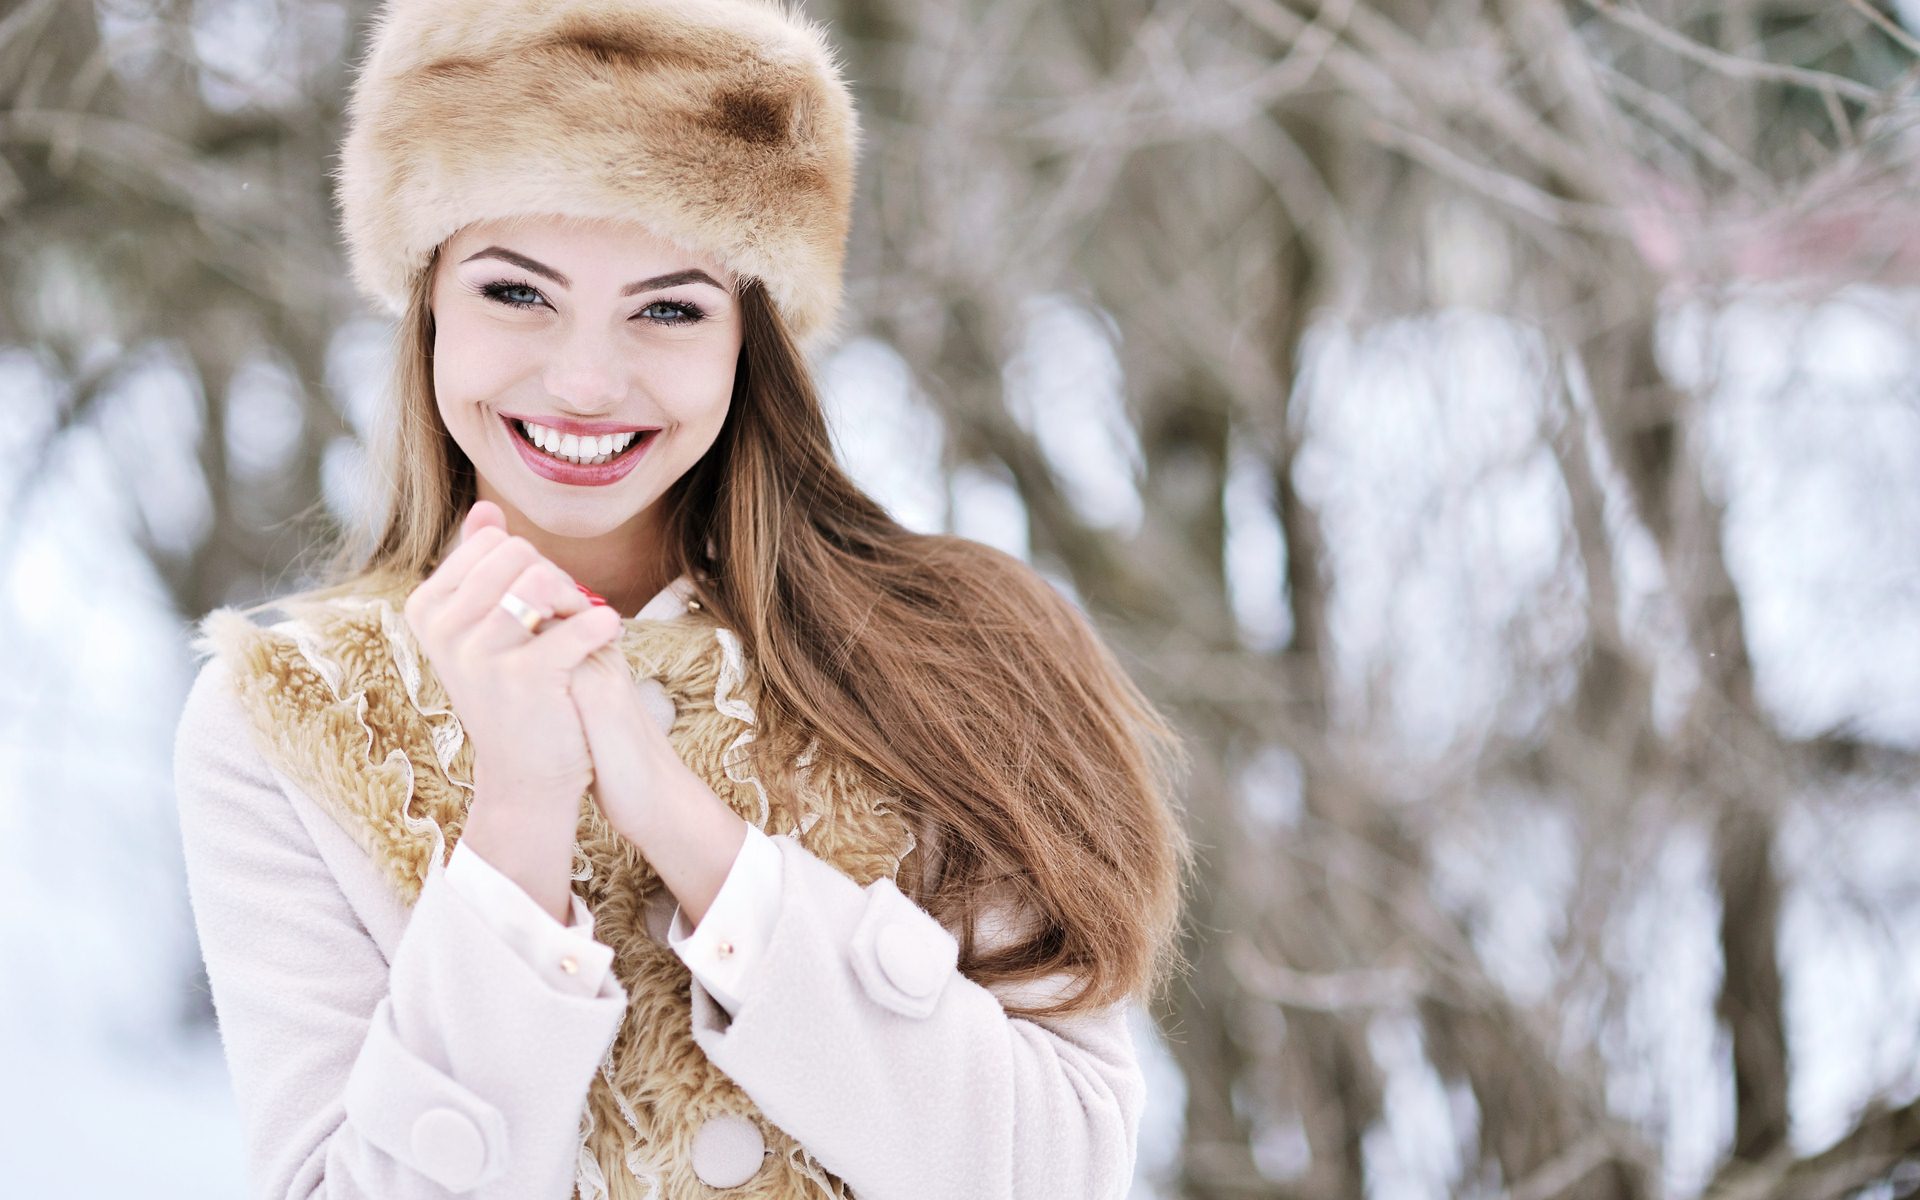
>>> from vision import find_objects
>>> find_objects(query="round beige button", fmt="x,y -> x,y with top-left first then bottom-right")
410,1107 -> 486,1190
690,1112 -> 765,1188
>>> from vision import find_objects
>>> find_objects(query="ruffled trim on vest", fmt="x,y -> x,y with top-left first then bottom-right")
713,627 -> 775,832
284,598 -> 454,874
577,1045 -> 672,1200
783,1142 -> 856,1198
379,602 -> 474,802
189,598 -> 456,882
790,737 -> 824,838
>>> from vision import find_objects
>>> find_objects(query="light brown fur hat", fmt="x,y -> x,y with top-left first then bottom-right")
333,0 -> 860,357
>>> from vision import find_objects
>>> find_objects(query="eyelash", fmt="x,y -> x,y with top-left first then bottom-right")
472,277 -> 708,325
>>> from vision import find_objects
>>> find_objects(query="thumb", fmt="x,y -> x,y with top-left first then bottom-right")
541,605 -> 626,671
461,500 -> 507,544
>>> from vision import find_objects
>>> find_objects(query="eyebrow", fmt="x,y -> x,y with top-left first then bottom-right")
459,247 -> 728,296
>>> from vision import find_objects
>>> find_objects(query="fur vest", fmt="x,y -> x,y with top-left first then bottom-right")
192,573 -> 920,1198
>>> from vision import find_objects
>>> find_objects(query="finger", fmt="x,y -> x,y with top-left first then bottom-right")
572,642 -> 630,694
507,560 -> 594,629
441,536 -> 544,629
460,553 -> 590,646
461,501 -> 507,543
583,641 -> 627,670
520,604 -> 625,673
439,503 -> 510,598
413,522 -> 509,609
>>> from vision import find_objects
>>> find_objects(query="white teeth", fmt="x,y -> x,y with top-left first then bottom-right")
517,420 -> 643,466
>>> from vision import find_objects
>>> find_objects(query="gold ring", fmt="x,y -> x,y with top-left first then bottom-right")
497,591 -> 547,635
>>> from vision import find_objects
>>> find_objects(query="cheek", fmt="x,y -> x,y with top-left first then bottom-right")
651,348 -> 738,435
431,315 -> 526,412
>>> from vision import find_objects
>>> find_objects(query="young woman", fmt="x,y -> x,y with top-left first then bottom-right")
172,1 -> 1191,1197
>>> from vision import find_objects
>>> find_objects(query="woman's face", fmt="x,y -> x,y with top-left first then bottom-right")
430,214 -> 743,544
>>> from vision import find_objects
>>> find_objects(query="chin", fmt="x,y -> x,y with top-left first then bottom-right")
509,498 -> 647,539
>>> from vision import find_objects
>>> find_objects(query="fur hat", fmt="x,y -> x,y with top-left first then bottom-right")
332,0 -> 860,357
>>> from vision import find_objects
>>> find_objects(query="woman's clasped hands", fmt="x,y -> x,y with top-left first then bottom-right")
401,500 -> 709,918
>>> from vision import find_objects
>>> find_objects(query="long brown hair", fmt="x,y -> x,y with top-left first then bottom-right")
295,247 -> 1194,1018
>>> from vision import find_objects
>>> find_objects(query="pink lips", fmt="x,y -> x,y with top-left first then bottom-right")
504,414 -> 653,487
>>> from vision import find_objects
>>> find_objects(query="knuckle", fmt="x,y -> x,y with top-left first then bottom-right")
480,534 -> 526,566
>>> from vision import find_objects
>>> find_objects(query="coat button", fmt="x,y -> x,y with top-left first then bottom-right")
690,1113 -> 766,1189
410,1107 -> 486,1190
875,921 -> 947,999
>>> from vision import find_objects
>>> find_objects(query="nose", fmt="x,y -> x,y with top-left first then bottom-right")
541,319 -> 631,412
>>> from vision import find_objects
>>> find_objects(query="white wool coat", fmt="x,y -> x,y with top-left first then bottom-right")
172,647 -> 1146,1198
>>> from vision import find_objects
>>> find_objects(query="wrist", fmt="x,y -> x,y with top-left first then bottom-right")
613,757 -> 721,846
619,766 -> 750,928
461,794 -> 579,924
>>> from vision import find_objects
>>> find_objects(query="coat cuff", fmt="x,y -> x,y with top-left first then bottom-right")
667,821 -> 784,1015
443,838 -> 616,998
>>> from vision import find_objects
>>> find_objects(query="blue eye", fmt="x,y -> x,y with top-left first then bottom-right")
474,278 -> 707,326
637,299 -> 707,326
479,280 -> 544,309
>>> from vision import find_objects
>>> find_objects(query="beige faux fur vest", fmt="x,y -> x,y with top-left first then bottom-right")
193,573 -> 919,1198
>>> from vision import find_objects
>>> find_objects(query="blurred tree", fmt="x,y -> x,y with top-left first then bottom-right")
0,0 -> 373,620
819,0 -> 1920,1196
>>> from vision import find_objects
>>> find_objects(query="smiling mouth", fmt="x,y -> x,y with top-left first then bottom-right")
508,418 -> 655,466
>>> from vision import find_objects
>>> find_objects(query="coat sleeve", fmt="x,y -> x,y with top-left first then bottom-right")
172,657 -> 628,1198
681,830 -> 1146,1200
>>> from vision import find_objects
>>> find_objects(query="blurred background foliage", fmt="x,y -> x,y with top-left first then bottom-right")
6,0 -> 1920,1196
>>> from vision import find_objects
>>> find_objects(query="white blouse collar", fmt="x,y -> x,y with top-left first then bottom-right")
631,572 -> 696,621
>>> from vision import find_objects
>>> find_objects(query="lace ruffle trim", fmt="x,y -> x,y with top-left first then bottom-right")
273,599 -> 449,875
